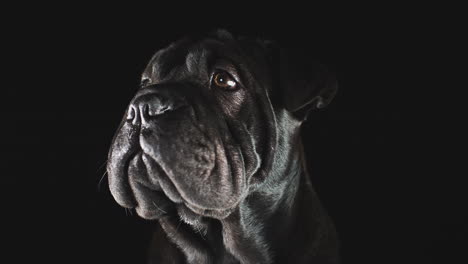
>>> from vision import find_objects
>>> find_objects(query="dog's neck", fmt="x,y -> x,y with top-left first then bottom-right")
218,138 -> 304,263
156,111 -> 336,263
215,111 -> 331,264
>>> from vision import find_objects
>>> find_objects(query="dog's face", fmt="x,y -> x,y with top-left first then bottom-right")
107,30 -> 337,222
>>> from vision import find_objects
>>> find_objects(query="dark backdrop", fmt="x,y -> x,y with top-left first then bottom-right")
2,5 -> 464,264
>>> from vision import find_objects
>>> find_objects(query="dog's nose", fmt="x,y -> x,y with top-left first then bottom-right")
126,89 -> 183,125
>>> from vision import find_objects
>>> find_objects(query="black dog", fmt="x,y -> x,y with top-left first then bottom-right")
107,30 -> 339,264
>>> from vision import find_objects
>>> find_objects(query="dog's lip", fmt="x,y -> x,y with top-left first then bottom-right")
120,151 -> 232,219
107,148 -> 139,209
140,152 -> 184,204
126,151 -> 238,219
139,136 -> 243,209
183,201 -> 237,219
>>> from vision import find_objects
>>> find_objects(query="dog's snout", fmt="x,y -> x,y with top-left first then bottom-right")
126,89 -> 183,125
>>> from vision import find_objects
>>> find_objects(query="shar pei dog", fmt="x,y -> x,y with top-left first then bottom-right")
107,30 -> 339,263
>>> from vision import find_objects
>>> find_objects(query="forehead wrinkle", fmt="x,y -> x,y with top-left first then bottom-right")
141,48 -> 166,81
185,48 -> 200,74
143,36 -> 242,82
151,52 -> 163,80
146,39 -> 193,81
185,46 -> 211,77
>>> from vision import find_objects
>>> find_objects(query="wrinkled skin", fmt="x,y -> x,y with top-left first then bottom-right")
107,30 -> 340,263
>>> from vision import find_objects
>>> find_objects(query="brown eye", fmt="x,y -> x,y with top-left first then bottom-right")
212,71 -> 237,90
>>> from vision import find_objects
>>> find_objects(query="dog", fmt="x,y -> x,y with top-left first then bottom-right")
107,29 -> 339,264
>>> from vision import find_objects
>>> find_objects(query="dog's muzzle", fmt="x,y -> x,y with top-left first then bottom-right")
108,82 -> 248,220
107,84 -> 189,211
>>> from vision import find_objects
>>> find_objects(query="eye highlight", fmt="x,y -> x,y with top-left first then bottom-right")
211,71 -> 238,90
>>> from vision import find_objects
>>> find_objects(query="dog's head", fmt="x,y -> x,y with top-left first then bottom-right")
107,30 -> 337,222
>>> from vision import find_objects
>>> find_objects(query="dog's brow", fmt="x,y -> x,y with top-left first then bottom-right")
146,42 -> 193,81
185,49 -> 208,74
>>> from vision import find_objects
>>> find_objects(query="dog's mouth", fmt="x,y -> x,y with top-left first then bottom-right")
124,150 -> 236,222
107,109 -> 247,221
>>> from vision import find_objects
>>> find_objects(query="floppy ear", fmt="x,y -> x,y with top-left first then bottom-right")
274,47 -> 338,120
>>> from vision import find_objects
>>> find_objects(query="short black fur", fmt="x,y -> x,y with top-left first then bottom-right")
107,29 -> 340,264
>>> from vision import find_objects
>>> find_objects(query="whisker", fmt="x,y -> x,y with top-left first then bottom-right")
97,171 -> 108,191
152,201 -> 167,214
96,159 -> 109,191
196,225 -> 205,240
96,159 -> 108,173
176,219 -> 182,232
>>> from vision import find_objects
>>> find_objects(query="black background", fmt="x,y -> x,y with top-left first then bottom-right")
2,5 -> 464,264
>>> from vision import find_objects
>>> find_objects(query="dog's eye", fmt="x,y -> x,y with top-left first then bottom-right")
212,71 -> 237,90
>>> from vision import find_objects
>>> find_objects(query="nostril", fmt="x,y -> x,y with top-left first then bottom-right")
149,105 -> 170,117
142,104 -> 150,118
126,106 -> 136,121
130,92 -> 185,123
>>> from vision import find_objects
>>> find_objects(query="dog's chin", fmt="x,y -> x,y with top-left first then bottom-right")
133,199 -> 235,223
